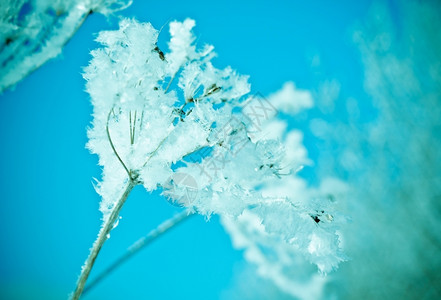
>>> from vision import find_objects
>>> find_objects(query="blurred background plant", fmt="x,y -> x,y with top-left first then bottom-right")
319,2 -> 441,298
0,0 -> 131,93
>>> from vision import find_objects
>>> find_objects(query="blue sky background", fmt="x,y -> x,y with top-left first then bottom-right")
0,1 -> 396,299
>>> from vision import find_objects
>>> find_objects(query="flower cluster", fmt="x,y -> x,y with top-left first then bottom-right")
84,18 -> 347,294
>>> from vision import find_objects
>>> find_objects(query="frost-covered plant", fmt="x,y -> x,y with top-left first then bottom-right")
221,83 -> 348,300
72,18 -> 346,299
324,2 -> 441,299
0,0 -> 131,93
290,1 -> 441,299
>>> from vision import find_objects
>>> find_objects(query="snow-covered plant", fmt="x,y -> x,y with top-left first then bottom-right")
0,0 -> 131,93
315,2 -> 441,299
221,83 -> 348,300
72,18 -> 347,299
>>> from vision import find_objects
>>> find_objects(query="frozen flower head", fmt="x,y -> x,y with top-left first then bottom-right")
84,18 -> 251,218
83,18 -> 347,294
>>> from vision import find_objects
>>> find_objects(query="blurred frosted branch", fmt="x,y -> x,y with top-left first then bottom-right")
0,0 -> 132,93
82,210 -> 194,295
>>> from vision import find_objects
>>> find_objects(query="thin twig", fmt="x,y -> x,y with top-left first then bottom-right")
129,110 -> 133,144
82,210 -> 195,295
71,180 -> 136,300
140,110 -> 145,129
107,108 -> 132,179
164,71 -> 178,93
132,110 -> 137,144
142,132 -> 170,168
129,110 -> 138,145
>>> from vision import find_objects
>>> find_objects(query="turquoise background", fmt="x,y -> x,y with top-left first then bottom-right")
0,0 -> 376,299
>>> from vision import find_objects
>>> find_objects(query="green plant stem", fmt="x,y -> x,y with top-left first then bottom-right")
82,209 -> 195,295
71,180 -> 136,300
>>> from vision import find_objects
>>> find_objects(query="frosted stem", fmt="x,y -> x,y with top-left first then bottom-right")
71,180 -> 136,300
82,210 -> 195,295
